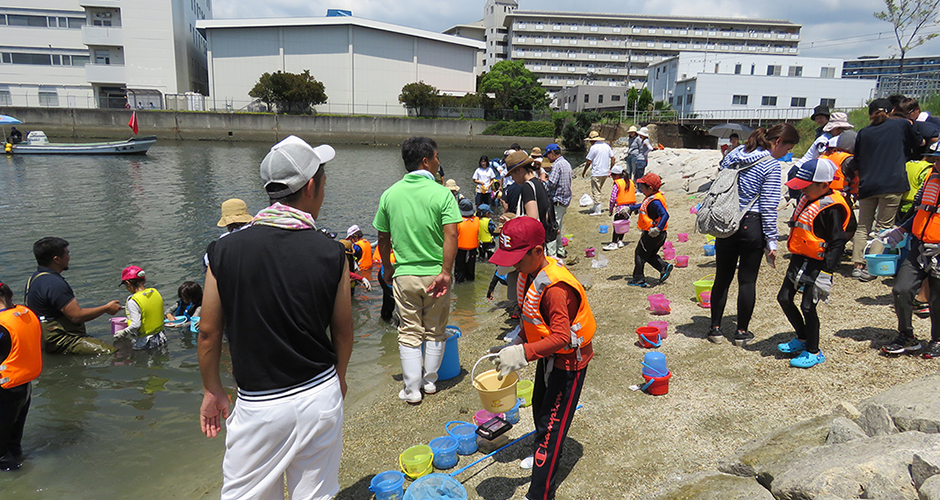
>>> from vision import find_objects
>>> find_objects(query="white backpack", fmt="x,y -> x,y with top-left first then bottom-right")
695,155 -> 769,238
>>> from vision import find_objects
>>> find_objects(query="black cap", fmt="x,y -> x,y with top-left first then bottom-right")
811,105 -> 830,120
868,98 -> 892,115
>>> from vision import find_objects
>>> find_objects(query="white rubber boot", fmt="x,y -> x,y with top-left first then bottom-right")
422,341 -> 446,394
398,344 -> 423,404
590,204 -> 603,216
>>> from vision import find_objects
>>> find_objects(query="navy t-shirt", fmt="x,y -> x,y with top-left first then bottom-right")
25,267 -> 75,320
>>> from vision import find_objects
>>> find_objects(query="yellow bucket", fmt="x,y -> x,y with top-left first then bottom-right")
471,355 -> 519,413
399,444 -> 433,480
516,380 -> 534,407
693,274 -> 715,304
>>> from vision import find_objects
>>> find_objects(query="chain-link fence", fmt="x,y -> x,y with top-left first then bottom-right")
874,72 -> 940,101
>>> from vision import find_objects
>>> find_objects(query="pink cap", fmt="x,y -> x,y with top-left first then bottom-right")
119,265 -> 145,286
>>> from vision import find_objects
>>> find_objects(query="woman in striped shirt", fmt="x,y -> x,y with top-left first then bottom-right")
708,124 -> 800,346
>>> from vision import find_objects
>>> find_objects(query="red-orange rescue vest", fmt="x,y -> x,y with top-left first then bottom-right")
787,191 -> 852,260
516,257 -> 595,357
0,305 -> 43,389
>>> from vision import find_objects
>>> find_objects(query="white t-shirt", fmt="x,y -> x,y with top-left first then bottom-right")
472,166 -> 496,194
585,142 -> 614,177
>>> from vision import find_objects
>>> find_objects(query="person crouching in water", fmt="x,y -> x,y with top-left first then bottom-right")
881,143 -> 940,359
0,280 -> 42,471
627,173 -> 672,287
777,159 -> 855,368
603,165 -> 636,251
166,281 -> 202,321
113,266 -> 167,350
488,216 -> 594,500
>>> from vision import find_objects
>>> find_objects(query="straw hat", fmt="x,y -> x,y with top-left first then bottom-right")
823,112 -> 854,132
504,150 -> 534,174
530,146 -> 543,158
628,125 -> 638,133
585,130 -> 605,141
445,179 -> 460,192
217,198 -> 253,227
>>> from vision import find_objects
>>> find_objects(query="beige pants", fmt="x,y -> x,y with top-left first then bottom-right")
853,193 -> 902,265
590,176 -> 608,205
392,275 -> 451,348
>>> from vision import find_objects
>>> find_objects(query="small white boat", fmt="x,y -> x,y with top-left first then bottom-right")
8,131 -> 155,155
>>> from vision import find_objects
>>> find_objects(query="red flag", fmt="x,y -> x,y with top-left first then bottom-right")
128,111 -> 138,135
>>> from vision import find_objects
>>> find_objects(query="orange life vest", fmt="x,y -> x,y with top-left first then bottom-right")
614,178 -> 637,206
819,151 -> 852,191
516,257 -> 595,357
356,239 -> 373,270
637,191 -> 668,231
787,191 -> 852,260
0,305 -> 43,389
913,168 -> 940,244
457,216 -> 480,250
373,245 -> 396,265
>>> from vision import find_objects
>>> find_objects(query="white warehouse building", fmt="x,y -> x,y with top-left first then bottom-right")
196,17 -> 484,115
647,52 -> 877,120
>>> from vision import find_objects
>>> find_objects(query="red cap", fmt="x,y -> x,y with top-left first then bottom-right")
489,217 -> 545,267
636,172 -> 662,191
119,265 -> 145,286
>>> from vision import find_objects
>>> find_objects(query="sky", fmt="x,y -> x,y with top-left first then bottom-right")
210,0 -> 940,60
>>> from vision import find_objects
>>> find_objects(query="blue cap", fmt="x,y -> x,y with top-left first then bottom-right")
478,204 -> 492,213
545,143 -> 561,153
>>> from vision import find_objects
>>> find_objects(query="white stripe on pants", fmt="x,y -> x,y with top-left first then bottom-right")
222,375 -> 344,500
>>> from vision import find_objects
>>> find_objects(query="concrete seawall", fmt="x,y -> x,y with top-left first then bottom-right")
1,107 -> 551,147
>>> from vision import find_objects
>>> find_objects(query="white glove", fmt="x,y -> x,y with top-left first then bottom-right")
924,243 -> 940,258
494,344 -> 528,380
648,227 -> 661,238
114,328 -> 130,340
814,271 -> 833,303
359,277 -> 372,291
880,228 -> 905,249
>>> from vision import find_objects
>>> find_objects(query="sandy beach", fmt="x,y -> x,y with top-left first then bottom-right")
335,167 -> 939,500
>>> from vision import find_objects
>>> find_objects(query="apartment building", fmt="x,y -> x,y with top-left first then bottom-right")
842,55 -> 940,78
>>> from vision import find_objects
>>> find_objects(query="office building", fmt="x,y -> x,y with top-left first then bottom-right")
843,54 -> 940,100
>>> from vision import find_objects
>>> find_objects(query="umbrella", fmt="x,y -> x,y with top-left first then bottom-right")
708,123 -> 752,139
0,115 -> 22,125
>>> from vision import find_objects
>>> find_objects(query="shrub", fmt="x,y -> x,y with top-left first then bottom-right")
482,121 -> 555,137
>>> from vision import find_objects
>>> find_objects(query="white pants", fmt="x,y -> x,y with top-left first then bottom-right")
222,375 -> 344,500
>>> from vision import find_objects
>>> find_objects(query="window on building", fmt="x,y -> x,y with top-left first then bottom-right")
761,96 -> 777,106
732,95 -> 748,105
787,66 -> 803,77
820,67 -> 836,78
11,53 -> 51,65
584,94 -> 590,103
612,94 -> 621,101
71,55 -> 90,66
38,88 -> 58,107
8,14 -> 48,27
714,63 -> 719,73
734,63 -> 741,74
766,65 -> 781,76
750,63 -> 755,75
68,17 -> 85,28
790,97 -> 807,107
820,98 -> 836,107
0,53 -> 10,64
0,90 -> 11,106
598,94 -> 604,103
686,94 -> 693,105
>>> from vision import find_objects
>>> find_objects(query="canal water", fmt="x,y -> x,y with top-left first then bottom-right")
0,141 -> 585,498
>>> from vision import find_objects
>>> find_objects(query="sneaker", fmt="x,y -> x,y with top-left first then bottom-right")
923,341 -> 940,359
913,301 -> 930,319
520,455 -> 534,470
659,263 -> 674,284
707,326 -> 724,344
790,350 -> 825,368
603,242 -> 619,251
777,338 -> 806,354
882,334 -> 923,354
854,268 -> 876,282
617,241 -> 624,248
627,279 -> 650,288
733,330 -> 755,347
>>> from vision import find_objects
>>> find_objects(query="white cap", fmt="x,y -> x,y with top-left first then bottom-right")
611,165 -> 624,175
260,135 -> 335,198
346,224 -> 361,238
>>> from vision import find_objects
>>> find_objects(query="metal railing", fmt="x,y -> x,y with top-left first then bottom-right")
872,72 -> 940,100
621,107 -> 822,126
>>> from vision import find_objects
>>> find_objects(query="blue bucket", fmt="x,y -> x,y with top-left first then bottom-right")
504,398 -> 522,424
438,326 -> 462,382
865,253 -> 900,276
642,351 -> 668,378
599,224 -> 609,233
445,421 -> 478,455
403,473 -> 467,500
369,470 -> 405,500
703,244 -> 715,256
429,436 -> 458,469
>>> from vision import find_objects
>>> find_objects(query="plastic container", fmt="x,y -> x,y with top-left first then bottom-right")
370,470 -> 405,500
650,298 -> 671,315
703,244 -> 716,256
677,233 -> 689,242
439,326 -> 462,382
663,248 -> 676,260
585,247 -> 596,258
472,409 -> 504,426
504,398 -> 522,424
164,315 -> 189,328
445,421 -> 478,455
663,241 -> 674,249
189,316 -> 200,333
694,274 -> 715,304
599,224 -> 609,234
641,371 -> 672,396
429,436 -> 459,470
110,317 -> 128,335
399,445 -> 434,479
564,233 -> 574,241
642,351 -> 668,377
613,219 -> 630,234
561,237 -> 569,247
471,354 -> 519,413
675,255 -> 689,268
865,253 -> 900,276
647,321 -> 668,339
516,380 -> 534,407
403,473 -> 467,500
699,291 -> 712,308
636,326 -> 662,348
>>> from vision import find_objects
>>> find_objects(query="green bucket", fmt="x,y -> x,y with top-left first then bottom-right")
693,274 -> 715,304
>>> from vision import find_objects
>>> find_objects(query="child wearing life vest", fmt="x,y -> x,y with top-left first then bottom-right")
487,217 -> 594,500
114,266 -> 168,350
603,165 -> 636,251
881,143 -> 940,359
627,173 -> 672,287
477,204 -> 498,262
0,280 -> 42,471
341,240 -> 372,291
346,225 -> 373,271
165,281 -> 202,321
777,159 -> 856,368
455,198 -> 480,283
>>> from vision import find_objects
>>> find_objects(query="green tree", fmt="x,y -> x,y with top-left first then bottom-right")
638,88 -> 654,112
398,81 -> 441,116
874,0 -> 940,91
477,60 -> 550,111
560,111 -> 601,151
249,70 -> 327,114
626,88 -> 640,111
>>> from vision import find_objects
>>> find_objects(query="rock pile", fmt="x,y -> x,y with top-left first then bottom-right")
650,373 -> 940,500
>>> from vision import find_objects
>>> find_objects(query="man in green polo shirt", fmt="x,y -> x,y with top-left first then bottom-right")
374,136 -> 461,404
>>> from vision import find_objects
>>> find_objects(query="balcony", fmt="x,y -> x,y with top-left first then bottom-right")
85,63 -> 125,84
82,25 -> 124,46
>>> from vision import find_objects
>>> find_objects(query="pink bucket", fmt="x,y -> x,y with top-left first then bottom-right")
677,233 -> 689,242
649,296 -> 671,315
110,317 -> 128,335
613,219 -> 630,234
675,255 -> 689,267
690,206 -> 698,214
473,409 -> 505,426
663,241 -> 674,249
647,320 -> 668,339
585,247 -> 595,257
699,291 -> 712,308
663,248 -> 676,260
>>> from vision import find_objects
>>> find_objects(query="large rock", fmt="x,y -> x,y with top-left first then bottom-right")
858,373 -> 940,434
649,472 -> 774,500
921,475 -> 940,500
913,451 -> 940,489
828,417 -> 869,445
859,404 -> 900,437
769,432 -> 940,500
719,415 -> 834,478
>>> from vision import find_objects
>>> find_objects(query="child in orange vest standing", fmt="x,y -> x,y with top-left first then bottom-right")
627,173 -> 672,287
455,198 -> 480,283
603,165 -> 636,251
777,159 -> 855,368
